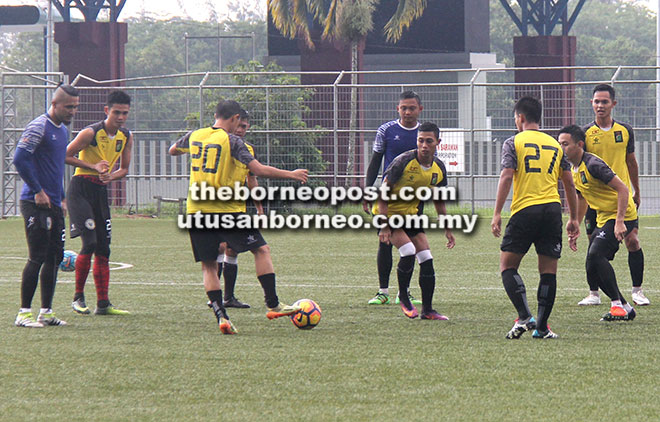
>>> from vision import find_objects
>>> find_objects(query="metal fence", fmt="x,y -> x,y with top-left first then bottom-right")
2,66 -> 660,217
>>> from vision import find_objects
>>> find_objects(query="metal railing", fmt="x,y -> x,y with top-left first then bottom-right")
2,66 -> 659,217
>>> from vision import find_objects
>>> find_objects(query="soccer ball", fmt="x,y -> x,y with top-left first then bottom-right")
290,299 -> 322,330
59,250 -> 78,272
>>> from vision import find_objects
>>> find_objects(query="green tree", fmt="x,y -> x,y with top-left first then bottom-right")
222,60 -> 328,186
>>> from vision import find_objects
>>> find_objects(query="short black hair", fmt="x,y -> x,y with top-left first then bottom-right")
400,90 -> 421,106
418,121 -> 439,141
55,83 -> 79,97
215,100 -> 242,119
107,90 -> 131,107
593,84 -> 615,100
514,96 -> 542,124
239,108 -> 250,121
559,124 -> 586,144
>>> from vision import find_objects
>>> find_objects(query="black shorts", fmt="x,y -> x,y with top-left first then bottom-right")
67,176 -> 112,243
20,200 -> 65,264
188,213 -> 267,262
589,219 -> 639,261
501,202 -> 563,259
584,206 -> 597,235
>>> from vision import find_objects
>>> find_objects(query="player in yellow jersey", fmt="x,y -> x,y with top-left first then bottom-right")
170,109 -> 260,309
491,97 -> 579,339
377,122 -> 455,321
66,90 -> 133,316
173,100 -> 307,334
579,84 -> 648,306
558,125 -> 637,322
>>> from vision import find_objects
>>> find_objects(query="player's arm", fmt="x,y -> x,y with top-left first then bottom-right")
13,133 -> 50,207
607,175 -> 630,241
168,131 -> 192,156
101,134 -> 133,184
569,193 -> 588,252
433,199 -> 455,249
246,160 -> 308,183
491,167 -> 513,238
247,174 -> 264,215
376,177 -> 392,245
168,143 -> 185,156
66,127 -> 109,174
626,152 -> 640,208
560,168 -> 580,242
363,152 -> 384,214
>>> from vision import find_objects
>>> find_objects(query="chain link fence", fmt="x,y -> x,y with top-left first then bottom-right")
2,66 -> 659,217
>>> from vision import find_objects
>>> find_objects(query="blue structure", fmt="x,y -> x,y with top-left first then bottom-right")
499,0 -> 586,36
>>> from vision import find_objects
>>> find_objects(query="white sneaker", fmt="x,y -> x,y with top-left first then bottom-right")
632,290 -> 650,306
578,294 -> 601,306
15,312 -> 44,328
37,312 -> 67,326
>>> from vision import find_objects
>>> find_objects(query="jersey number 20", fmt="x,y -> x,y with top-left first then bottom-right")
191,141 -> 221,174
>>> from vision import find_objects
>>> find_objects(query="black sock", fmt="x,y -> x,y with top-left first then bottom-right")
21,260 -> 41,309
501,268 -> 532,321
40,258 -> 57,310
73,292 -> 85,302
588,254 -> 622,302
586,234 -> 599,291
536,273 -> 557,333
419,259 -> 435,313
396,255 -> 415,307
628,249 -> 644,288
223,263 -> 238,301
206,289 -> 227,321
217,262 -> 224,280
377,242 -> 393,289
257,273 -> 279,308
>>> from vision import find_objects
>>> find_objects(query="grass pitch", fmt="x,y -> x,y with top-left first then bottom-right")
0,216 -> 658,421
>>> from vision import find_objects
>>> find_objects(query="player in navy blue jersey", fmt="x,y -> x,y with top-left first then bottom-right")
13,84 -> 80,327
363,91 -> 424,306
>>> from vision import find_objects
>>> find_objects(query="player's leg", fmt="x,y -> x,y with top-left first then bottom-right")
93,210 -> 128,315
499,208 -> 536,339
535,254 -> 558,336
410,232 -> 447,320
37,209 -> 67,326
225,228 -> 299,319
530,203 -> 562,339
217,242 -> 226,280
579,207 -> 601,305
368,240 -> 393,304
625,225 -> 648,306
202,260 -> 236,334
67,178 -> 96,314
190,227 -> 236,334
223,247 -> 250,308
390,229 -> 418,318
16,201 -> 47,327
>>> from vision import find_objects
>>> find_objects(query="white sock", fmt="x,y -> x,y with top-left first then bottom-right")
611,300 -> 622,308
590,291 -> 600,297
40,308 -> 52,315
623,303 -> 633,312
19,308 -> 31,314
632,287 -> 642,294
379,288 -> 389,295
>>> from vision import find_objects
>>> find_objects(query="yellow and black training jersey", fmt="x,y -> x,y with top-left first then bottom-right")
501,130 -> 569,215
582,121 -> 634,189
573,152 -> 637,227
375,149 -> 447,216
74,121 -> 130,177
177,127 -> 255,214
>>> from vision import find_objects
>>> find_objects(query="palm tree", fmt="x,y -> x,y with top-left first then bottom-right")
267,0 -> 429,185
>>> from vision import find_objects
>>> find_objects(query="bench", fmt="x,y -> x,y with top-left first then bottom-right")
153,196 -> 186,217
